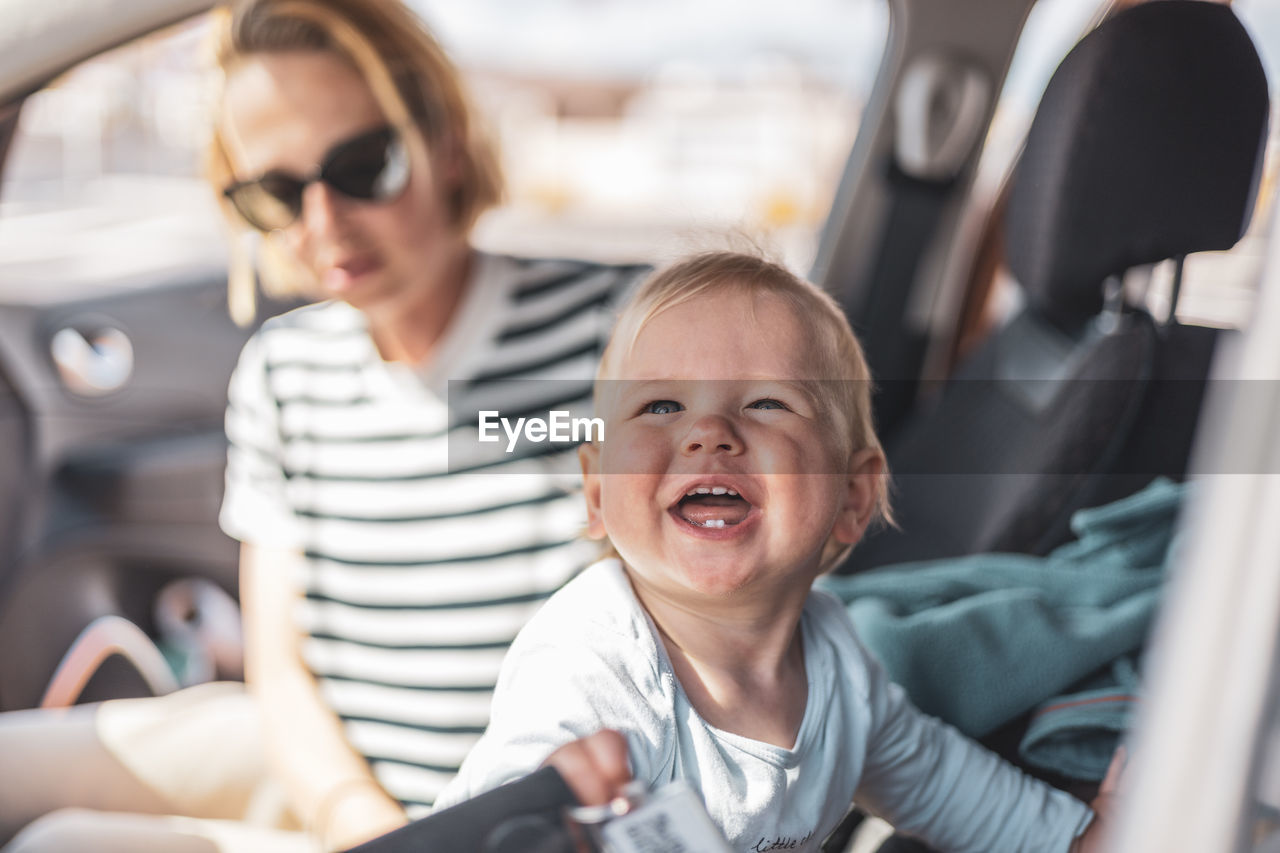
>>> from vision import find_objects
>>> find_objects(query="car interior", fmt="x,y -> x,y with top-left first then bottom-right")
0,0 -> 1275,850
839,0 -> 1269,572
826,1 -> 1269,849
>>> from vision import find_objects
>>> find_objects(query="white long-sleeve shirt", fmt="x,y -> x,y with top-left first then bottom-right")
435,559 -> 1093,851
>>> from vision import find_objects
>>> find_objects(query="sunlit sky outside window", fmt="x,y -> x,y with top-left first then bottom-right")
0,0 -> 1277,313
400,0 -> 889,265
0,0 -> 889,296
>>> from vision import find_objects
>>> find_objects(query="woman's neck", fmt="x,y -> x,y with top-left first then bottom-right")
629,573 -> 812,749
366,236 -> 472,365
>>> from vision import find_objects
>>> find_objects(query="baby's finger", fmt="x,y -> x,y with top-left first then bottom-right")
581,729 -> 632,793
544,740 -> 614,806
1100,745 -> 1128,795
543,731 -> 633,806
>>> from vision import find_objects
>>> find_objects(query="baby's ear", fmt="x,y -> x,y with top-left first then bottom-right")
579,442 -> 607,539
832,448 -> 884,547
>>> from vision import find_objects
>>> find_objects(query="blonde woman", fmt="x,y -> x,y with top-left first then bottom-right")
0,1 -> 644,850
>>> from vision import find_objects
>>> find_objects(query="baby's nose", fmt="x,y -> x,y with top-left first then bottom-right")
682,415 -> 743,456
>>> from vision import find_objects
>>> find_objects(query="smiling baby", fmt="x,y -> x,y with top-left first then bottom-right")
434,252 -> 1102,852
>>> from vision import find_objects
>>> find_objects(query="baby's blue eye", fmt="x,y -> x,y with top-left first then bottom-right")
748,398 -> 787,411
642,400 -> 684,415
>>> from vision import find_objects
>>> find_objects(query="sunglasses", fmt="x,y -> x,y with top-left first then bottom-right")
223,125 -> 411,232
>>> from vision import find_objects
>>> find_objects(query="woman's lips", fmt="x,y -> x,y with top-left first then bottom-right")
323,256 -> 381,293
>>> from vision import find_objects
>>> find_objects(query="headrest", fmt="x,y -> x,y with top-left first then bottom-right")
1004,1 -> 1268,330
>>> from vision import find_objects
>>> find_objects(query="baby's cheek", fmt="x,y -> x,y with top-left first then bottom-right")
601,434 -> 666,476
760,439 -> 843,476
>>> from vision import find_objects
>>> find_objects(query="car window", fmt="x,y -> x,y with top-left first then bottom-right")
925,0 -> 1106,346
966,0 -> 1279,335
0,18 -> 225,303
1154,0 -> 1280,329
989,0 -> 1107,146
0,0 -> 889,302
415,0 -> 888,271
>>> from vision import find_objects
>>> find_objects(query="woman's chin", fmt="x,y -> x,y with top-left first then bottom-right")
324,272 -> 391,308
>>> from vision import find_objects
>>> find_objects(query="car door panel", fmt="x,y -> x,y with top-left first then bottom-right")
0,268 -> 296,710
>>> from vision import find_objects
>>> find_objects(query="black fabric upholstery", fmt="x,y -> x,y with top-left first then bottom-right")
838,1 -> 1267,575
1005,0 -> 1268,331
844,311 -> 1158,571
1023,322 -> 1226,554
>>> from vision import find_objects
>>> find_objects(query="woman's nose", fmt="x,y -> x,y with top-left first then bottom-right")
299,181 -> 349,238
682,415 -> 743,457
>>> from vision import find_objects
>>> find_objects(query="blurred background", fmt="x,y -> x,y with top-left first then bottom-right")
0,0 -> 1277,324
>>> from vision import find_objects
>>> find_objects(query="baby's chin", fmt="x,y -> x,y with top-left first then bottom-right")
621,552 -> 789,603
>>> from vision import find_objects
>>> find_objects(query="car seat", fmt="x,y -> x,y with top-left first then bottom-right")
838,0 -> 1269,575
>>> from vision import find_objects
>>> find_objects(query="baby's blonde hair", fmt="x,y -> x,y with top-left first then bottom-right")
595,251 -> 892,570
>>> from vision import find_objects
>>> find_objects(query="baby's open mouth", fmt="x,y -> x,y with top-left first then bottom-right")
674,486 -> 753,529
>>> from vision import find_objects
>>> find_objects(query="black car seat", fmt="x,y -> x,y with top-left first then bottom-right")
838,0 -> 1269,575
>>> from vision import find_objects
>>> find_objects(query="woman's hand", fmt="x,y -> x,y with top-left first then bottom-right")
241,544 -> 408,850
318,780 -> 409,852
1071,746 -> 1127,853
542,729 -> 633,806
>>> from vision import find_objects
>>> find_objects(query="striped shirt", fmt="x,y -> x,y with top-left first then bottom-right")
220,252 -> 648,813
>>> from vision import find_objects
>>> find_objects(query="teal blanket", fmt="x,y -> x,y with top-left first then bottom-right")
818,478 -> 1185,780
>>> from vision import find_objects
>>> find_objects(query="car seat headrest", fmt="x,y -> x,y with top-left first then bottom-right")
1004,0 -> 1268,331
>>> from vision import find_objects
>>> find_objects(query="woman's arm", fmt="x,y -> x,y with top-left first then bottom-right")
241,542 -> 408,851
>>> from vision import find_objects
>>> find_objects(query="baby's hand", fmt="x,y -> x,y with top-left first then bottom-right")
542,729 -> 633,806
1071,746 -> 1127,853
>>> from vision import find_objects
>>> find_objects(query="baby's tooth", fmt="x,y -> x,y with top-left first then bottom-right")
711,487 -> 727,496
696,487 -> 711,495
727,489 -> 738,496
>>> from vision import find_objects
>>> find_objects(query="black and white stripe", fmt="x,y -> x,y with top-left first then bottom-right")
222,253 -> 646,812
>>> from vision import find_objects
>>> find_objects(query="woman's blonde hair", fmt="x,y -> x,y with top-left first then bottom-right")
206,0 -> 503,323
595,251 -> 893,569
